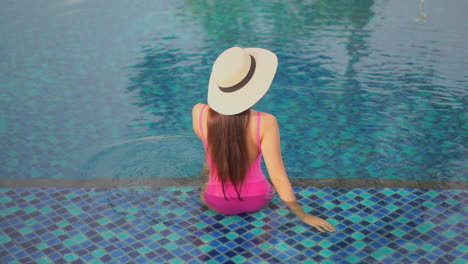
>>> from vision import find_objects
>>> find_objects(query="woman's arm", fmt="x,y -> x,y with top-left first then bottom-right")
260,113 -> 336,232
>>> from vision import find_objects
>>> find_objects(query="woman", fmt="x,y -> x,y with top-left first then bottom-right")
192,47 -> 335,233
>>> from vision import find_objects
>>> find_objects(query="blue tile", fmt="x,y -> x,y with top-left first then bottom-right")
0,187 -> 466,263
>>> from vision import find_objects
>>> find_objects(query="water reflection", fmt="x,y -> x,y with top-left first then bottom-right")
1,0 -> 465,184
123,0 -> 466,182
81,136 -> 204,179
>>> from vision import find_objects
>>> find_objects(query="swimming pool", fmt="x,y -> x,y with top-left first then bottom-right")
1,0 -> 467,263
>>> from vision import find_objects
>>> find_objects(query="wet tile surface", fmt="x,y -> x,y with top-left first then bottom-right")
0,187 -> 466,264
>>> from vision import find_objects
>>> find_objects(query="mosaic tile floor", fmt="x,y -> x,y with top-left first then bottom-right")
0,186 -> 466,264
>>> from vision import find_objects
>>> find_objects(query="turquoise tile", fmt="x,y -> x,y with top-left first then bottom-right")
0,187 -> 465,263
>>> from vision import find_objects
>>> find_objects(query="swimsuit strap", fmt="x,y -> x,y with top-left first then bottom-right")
256,111 -> 262,151
199,104 -> 208,147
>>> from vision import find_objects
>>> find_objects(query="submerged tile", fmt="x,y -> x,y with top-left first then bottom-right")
0,186 -> 466,263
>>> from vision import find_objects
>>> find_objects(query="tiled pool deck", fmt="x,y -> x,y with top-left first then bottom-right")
0,186 -> 467,264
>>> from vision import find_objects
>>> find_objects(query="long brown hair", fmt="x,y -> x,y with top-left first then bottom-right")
207,108 -> 250,200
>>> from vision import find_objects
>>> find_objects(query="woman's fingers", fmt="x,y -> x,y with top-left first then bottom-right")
318,219 -> 335,232
326,224 -> 335,232
303,214 -> 336,232
314,225 -> 324,232
316,221 -> 335,233
321,221 -> 335,232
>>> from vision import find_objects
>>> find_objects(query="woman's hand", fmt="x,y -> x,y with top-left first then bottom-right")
282,200 -> 336,232
300,214 -> 336,233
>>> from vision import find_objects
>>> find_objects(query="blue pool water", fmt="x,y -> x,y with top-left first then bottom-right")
1,0 -> 467,263
1,0 -> 466,181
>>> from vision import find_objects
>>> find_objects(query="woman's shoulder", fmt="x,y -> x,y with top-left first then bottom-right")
257,111 -> 278,125
192,103 -> 207,112
255,111 -> 279,135
192,103 -> 209,136
256,111 -> 280,146
192,103 -> 208,117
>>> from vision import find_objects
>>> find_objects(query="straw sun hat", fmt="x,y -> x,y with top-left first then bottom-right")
207,47 -> 278,115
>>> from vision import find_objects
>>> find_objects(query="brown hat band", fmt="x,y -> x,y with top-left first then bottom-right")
218,55 -> 256,93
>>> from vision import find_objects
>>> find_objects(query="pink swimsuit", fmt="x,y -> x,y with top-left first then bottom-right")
199,105 -> 274,215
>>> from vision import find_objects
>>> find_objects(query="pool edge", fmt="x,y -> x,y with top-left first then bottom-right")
0,178 -> 466,190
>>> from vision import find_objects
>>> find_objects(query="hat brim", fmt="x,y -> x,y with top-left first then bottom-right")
208,48 -> 278,115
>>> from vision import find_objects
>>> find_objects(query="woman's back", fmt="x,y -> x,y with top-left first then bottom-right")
193,103 -> 273,214
194,103 -> 262,164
